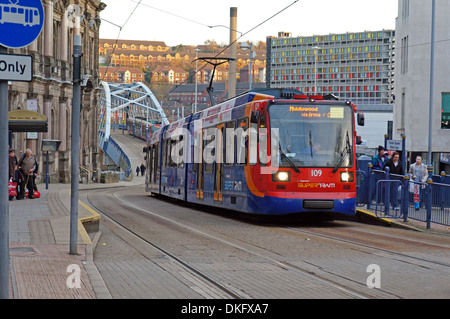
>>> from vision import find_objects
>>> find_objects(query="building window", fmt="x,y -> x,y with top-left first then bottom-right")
442,93 -> 450,129
401,88 -> 406,131
402,0 -> 410,19
401,36 -> 409,74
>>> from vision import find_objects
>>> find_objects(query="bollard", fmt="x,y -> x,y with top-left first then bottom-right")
402,175 -> 410,222
368,163 -> 373,209
384,166 -> 390,216
440,172 -> 446,210
426,178 -> 433,229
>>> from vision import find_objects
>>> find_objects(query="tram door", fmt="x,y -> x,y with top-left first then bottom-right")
214,124 -> 224,202
196,129 -> 204,199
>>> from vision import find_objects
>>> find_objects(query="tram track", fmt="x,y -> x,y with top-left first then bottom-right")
277,226 -> 450,270
84,187 -> 405,299
85,190 -> 241,299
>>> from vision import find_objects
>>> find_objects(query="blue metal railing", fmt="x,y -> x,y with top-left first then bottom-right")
98,131 -> 132,178
357,160 -> 450,228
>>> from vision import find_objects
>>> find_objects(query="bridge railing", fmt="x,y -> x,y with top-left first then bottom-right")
98,131 -> 132,178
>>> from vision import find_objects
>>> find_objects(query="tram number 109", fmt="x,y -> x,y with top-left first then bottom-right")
310,169 -> 323,177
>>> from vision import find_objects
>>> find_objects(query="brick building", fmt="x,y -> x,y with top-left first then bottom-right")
7,0 -> 105,183
99,66 -> 145,83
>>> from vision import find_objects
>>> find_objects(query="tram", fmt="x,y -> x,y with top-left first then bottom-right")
127,117 -> 161,141
144,90 -> 365,217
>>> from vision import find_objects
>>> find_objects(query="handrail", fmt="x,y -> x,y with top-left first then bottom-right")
80,165 -> 97,173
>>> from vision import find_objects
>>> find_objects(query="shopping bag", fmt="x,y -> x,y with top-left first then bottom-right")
9,180 -> 17,198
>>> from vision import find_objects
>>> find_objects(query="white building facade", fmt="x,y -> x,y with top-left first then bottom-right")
394,0 -> 450,173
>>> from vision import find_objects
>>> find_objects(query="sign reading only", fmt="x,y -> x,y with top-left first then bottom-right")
0,53 -> 32,81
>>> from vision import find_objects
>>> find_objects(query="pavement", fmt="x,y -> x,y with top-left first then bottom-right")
7,178 -> 448,299
354,205 -> 450,233
7,176 -> 141,299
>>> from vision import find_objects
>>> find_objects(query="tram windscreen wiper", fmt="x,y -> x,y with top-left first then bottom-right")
279,144 -> 300,173
332,132 -> 352,173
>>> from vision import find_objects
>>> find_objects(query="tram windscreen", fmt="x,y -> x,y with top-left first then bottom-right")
268,103 -> 354,168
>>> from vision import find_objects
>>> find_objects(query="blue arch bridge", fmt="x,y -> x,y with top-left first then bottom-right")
98,81 -> 169,180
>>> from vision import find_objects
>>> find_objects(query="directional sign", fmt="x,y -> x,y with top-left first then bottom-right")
0,53 -> 32,81
0,0 -> 45,48
386,139 -> 402,151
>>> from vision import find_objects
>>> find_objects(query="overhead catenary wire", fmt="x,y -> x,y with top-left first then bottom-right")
167,0 -> 301,96
102,0 -> 142,80
101,0 -> 301,102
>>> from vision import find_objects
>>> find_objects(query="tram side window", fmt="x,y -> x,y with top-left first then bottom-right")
148,145 -> 153,178
225,121 -> 235,166
169,138 -> 175,168
178,135 -> 184,168
259,113 -> 268,166
170,135 -> 184,168
236,117 -> 248,165
155,143 -> 160,175
163,139 -> 169,168
204,127 -> 215,174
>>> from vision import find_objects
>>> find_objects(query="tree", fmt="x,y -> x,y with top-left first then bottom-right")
203,39 -> 219,53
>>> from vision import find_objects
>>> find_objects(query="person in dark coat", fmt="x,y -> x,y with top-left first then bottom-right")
383,151 -> 404,175
136,166 -> 140,176
140,163 -> 146,176
8,149 -> 18,181
382,151 -> 404,210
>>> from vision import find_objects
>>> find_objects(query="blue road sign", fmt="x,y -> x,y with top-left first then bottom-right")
0,0 -> 44,48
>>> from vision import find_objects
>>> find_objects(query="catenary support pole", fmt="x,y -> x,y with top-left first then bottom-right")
70,34 -> 82,255
0,45 -> 10,299
427,0 -> 436,173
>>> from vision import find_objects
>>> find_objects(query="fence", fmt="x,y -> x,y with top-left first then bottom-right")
356,160 -> 450,229
98,131 -> 133,178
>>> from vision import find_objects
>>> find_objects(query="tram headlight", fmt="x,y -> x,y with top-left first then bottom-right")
340,171 -> 354,182
273,171 -> 290,182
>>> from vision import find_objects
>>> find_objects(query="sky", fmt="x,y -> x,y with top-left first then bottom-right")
98,0 -> 398,47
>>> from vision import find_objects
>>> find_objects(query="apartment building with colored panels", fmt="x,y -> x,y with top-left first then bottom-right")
266,30 -> 395,105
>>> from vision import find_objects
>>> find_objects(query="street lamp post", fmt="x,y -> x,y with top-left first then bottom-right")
240,42 -> 255,90
427,0 -> 436,174
313,46 -> 321,94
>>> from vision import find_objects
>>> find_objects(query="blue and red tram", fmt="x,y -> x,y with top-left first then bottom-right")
127,117 -> 161,141
144,91 -> 364,217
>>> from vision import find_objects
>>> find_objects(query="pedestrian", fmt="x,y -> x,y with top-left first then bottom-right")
372,146 -> 389,170
371,146 -> 390,204
9,149 -> 19,199
18,149 -> 37,199
383,151 -> 404,210
8,149 -> 18,182
383,151 -> 404,175
409,155 -> 428,210
136,166 -> 140,176
140,163 -> 146,176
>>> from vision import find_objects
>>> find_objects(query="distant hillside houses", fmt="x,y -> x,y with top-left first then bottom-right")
99,66 -> 145,83
99,38 -> 267,85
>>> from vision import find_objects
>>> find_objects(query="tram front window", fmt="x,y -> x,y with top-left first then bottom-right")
268,103 -> 354,169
